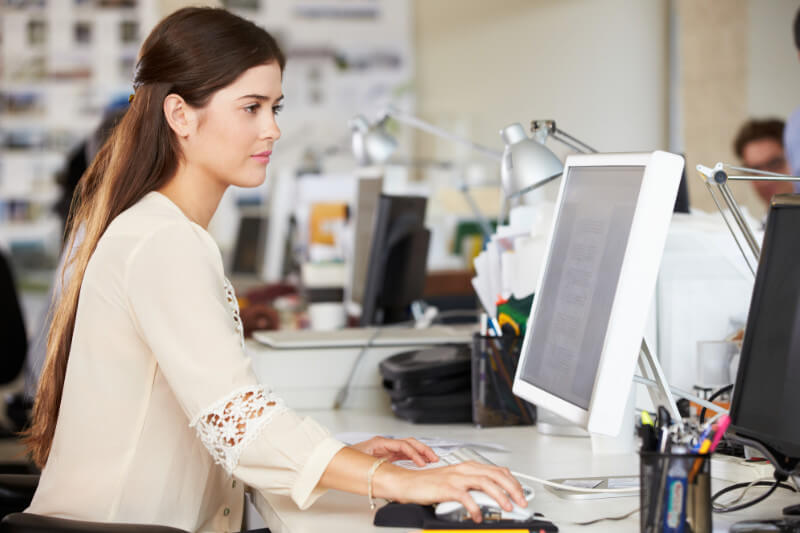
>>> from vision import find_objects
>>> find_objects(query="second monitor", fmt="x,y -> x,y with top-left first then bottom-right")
359,194 -> 430,326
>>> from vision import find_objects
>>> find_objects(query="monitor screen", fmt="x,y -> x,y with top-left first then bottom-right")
729,196 -> 800,460
360,194 -> 429,326
517,165 -> 643,410
231,213 -> 268,276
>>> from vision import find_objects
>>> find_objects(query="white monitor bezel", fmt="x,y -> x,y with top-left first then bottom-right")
512,151 -> 684,436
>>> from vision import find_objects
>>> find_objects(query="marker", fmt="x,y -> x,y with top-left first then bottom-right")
662,445 -> 689,533
641,411 -> 655,427
709,415 -> 731,452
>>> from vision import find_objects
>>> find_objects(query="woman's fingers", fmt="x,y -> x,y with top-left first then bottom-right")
351,436 -> 438,466
402,437 -> 439,462
453,489 -> 483,523
393,440 -> 427,466
453,462 -> 527,507
473,474 -> 514,511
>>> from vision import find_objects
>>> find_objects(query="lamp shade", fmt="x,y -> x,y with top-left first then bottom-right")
349,115 -> 397,165
500,123 -> 563,200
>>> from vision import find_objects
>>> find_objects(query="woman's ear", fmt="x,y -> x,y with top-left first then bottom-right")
163,94 -> 196,138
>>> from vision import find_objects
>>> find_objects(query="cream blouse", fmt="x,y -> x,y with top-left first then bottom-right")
28,191 -> 345,532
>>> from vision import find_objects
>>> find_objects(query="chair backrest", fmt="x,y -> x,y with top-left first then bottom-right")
1,514 -> 188,533
0,474 -> 39,521
0,252 -> 27,385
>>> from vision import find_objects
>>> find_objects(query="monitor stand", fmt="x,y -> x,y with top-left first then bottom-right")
543,339 -> 686,500
539,339 -> 681,438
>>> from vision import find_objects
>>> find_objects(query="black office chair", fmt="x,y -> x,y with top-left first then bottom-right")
0,475 -> 38,520
1,514 -> 189,533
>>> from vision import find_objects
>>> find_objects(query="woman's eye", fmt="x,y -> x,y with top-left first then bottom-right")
244,103 -> 260,114
272,104 -> 283,116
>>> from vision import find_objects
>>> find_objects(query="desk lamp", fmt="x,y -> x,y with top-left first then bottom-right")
349,106 -> 503,241
696,162 -> 800,276
498,120 -> 604,222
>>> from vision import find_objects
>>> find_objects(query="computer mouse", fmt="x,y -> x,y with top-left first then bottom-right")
434,489 -> 535,522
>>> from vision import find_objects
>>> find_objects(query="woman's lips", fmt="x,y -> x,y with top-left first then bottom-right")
252,150 -> 272,164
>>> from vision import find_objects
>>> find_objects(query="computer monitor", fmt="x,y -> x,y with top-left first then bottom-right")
231,207 -> 269,277
348,172 -> 384,309
359,194 -> 430,326
728,195 -> 800,476
512,151 -> 685,437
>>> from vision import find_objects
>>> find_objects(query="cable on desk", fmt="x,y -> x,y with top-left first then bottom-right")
332,309 -> 480,410
712,478 -> 796,513
333,325 -> 386,409
511,470 -> 640,494
571,507 -> 640,526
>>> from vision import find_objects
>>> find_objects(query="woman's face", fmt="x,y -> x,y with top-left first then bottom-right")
185,62 -> 283,189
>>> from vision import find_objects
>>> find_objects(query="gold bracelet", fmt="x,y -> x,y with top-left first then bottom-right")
367,457 -> 388,510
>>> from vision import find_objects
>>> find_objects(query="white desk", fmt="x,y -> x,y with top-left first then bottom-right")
252,408 -> 797,532
246,325 -> 475,409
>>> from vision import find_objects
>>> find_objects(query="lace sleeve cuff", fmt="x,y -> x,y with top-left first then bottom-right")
190,385 -> 287,474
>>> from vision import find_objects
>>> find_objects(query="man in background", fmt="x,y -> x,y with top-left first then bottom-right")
733,118 -> 793,206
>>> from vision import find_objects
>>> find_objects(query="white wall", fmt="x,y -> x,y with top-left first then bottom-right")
414,0 -> 670,163
748,0 -> 800,120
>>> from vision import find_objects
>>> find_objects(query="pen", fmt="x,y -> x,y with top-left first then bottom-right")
649,406 -> 674,533
688,439 -> 711,483
708,414 -> 731,453
489,317 -> 503,337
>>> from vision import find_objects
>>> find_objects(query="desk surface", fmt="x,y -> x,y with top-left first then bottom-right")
254,409 -> 797,533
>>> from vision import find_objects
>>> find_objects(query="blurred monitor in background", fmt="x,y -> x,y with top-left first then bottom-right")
230,207 -> 269,278
359,194 -> 429,326
347,172 -> 383,311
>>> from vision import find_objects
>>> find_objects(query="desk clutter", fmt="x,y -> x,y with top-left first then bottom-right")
471,333 -> 536,428
638,409 -> 731,533
379,345 -> 473,424
378,334 -> 536,427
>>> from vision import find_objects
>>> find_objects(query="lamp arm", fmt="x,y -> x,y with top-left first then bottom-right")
696,163 -> 762,274
458,184 -> 495,242
383,107 -> 502,161
506,171 -> 562,201
550,129 -> 598,154
722,163 -> 800,181
530,120 -> 598,154
703,180 -> 757,277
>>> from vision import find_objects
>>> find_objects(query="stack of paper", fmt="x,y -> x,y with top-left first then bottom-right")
471,203 -> 554,324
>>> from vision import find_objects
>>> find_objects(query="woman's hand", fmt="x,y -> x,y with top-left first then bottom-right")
350,436 -> 438,467
376,460 -> 527,524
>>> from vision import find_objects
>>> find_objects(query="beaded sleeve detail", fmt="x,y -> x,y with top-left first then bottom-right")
223,278 -> 244,348
191,386 -> 287,474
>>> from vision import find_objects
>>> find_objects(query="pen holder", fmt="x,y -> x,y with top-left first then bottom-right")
640,450 -> 711,533
471,333 -> 536,427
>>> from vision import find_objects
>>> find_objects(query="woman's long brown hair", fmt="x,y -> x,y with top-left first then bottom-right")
24,7 -> 285,468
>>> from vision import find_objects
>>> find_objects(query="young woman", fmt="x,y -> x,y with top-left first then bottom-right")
24,7 -> 525,532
